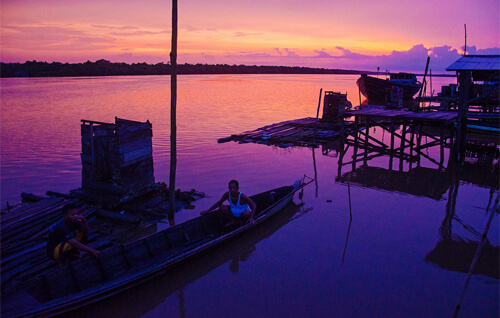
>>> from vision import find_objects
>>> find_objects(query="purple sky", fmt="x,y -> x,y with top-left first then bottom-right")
1,0 -> 499,72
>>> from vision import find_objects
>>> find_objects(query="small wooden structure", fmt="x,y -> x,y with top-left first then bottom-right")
80,118 -> 154,206
321,91 -> 351,123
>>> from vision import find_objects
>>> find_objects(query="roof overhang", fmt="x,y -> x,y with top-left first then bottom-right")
446,55 -> 500,81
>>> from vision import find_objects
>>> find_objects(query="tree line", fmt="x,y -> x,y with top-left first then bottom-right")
0,59 -> 371,77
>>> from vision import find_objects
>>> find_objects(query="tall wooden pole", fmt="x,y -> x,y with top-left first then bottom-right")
169,0 -> 178,218
455,71 -> 471,162
464,24 -> 467,55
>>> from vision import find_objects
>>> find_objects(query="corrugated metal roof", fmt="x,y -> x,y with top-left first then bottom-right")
446,55 -> 500,71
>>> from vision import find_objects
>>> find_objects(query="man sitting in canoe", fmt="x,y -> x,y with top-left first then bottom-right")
201,179 -> 257,225
46,203 -> 101,263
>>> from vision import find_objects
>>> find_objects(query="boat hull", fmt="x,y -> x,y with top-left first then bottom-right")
356,74 -> 421,103
1,177 -> 313,318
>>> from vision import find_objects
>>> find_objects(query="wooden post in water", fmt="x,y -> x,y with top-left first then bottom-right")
417,123 -> 422,167
313,88 -> 323,145
315,88 -> 323,119
439,125 -> 445,169
409,121 -> 415,170
400,121 -> 406,171
389,118 -> 395,171
454,70 -> 471,162
417,57 -> 431,110
364,125 -> 369,165
168,0 -> 178,218
352,116 -> 359,171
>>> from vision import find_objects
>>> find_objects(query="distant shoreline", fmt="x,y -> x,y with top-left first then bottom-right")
0,60 -> 455,78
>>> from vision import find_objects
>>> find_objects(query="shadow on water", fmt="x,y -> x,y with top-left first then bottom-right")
64,201 -> 311,318
324,127 -> 499,279
425,158 -> 499,280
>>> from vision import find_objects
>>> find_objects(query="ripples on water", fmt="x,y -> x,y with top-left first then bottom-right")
1,75 -> 498,317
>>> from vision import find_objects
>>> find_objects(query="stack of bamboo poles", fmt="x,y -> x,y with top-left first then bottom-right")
218,117 -> 342,147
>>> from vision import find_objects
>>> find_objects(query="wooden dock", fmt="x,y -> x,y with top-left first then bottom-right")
218,108 -> 459,148
344,106 -> 458,122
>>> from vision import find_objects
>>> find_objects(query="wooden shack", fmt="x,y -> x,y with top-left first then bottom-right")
321,91 -> 351,123
446,55 -> 500,158
80,117 -> 154,205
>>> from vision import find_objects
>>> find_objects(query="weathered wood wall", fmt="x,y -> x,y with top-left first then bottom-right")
81,118 -> 155,199
321,91 -> 348,123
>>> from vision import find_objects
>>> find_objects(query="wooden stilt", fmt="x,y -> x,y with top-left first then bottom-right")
400,121 -> 407,171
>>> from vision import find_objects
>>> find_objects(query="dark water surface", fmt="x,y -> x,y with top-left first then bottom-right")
1,75 -> 498,317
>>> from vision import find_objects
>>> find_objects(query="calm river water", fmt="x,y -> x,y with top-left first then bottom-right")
1,74 -> 498,317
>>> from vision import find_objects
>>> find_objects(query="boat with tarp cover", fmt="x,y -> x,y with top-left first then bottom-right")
1,176 -> 313,318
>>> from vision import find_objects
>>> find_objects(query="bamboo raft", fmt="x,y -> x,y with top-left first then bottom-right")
218,117 -> 352,147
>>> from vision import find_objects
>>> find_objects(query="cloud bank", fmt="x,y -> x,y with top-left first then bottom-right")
181,44 -> 500,73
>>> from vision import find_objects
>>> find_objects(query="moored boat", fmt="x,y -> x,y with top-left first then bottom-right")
1,176 -> 313,318
356,73 -> 422,105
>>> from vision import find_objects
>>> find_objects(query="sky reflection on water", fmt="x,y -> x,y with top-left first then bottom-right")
1,75 -> 498,317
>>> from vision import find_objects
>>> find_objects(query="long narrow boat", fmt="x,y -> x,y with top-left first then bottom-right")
356,73 -> 422,103
1,176 -> 313,318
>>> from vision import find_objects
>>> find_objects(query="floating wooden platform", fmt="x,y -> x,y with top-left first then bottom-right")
218,117 -> 351,148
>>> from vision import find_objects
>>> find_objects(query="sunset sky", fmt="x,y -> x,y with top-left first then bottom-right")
1,0 -> 499,72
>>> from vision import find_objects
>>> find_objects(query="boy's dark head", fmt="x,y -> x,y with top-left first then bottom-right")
62,203 -> 78,216
228,179 -> 239,190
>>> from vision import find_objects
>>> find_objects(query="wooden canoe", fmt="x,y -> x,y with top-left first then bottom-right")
1,176 -> 313,318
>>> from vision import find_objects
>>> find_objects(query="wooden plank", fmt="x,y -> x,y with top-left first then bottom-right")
147,231 -> 169,256
117,128 -> 152,145
165,227 -> 186,248
119,138 -> 152,155
121,146 -> 153,165
45,266 -> 79,299
183,219 -> 207,243
100,245 -> 130,280
124,240 -> 152,267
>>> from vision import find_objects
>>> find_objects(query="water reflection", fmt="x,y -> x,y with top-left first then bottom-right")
321,121 -> 499,279
2,75 -> 497,317
426,159 -> 499,279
